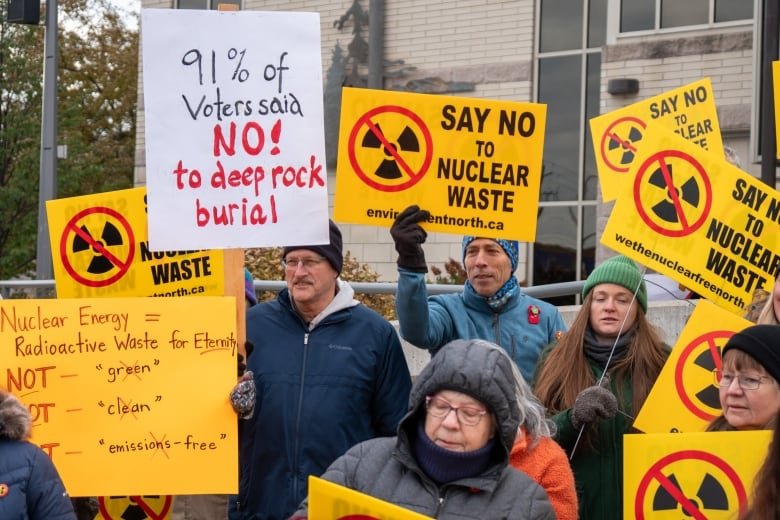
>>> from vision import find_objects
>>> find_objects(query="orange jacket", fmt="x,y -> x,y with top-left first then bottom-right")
510,427 -> 578,520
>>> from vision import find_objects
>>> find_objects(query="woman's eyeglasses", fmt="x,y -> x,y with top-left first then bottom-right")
713,369 -> 774,390
425,396 -> 487,426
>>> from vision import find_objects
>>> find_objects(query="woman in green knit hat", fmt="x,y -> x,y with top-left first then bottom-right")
534,254 -> 669,520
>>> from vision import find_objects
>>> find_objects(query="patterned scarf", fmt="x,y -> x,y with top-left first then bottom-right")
465,275 -> 520,311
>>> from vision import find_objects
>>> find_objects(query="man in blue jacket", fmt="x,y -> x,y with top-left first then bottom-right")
391,205 -> 566,382
235,220 -> 412,520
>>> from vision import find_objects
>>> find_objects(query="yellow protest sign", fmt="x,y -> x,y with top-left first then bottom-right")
774,61 -> 780,160
46,187 -> 226,299
96,495 -> 173,519
601,124 -> 780,314
334,87 -> 546,241
0,296 -> 237,497
633,300 -> 752,433
624,431 -> 769,519
308,476 -> 433,520
590,78 -> 723,201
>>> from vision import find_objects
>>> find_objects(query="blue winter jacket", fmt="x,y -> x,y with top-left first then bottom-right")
237,283 -> 412,520
396,268 -> 567,382
0,391 -> 76,520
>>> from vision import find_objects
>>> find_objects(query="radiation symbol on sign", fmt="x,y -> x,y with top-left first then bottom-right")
653,472 -> 728,513
600,116 -> 647,173
60,206 -> 135,288
675,331 -> 733,420
97,495 -> 172,520
635,450 -> 747,519
361,124 -> 420,179
634,150 -> 712,237
73,221 -> 124,274
347,105 -> 433,192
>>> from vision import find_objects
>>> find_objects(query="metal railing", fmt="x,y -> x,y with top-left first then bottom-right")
255,279 -> 584,298
0,279 -> 585,300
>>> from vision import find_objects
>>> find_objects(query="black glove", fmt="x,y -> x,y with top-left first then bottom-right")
390,205 -> 430,273
238,341 -> 254,377
571,383 -> 617,429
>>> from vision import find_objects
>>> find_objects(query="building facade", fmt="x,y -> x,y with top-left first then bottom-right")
134,0 -> 769,303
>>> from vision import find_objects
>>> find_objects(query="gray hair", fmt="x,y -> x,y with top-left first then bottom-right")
471,340 -> 555,445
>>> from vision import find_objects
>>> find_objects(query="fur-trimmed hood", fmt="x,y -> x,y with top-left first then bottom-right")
0,390 -> 32,441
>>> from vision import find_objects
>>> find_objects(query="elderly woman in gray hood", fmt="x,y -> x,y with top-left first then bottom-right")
0,389 -> 76,519
291,339 -> 555,519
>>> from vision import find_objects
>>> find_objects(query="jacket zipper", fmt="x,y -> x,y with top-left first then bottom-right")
492,312 -> 501,347
292,332 -> 310,504
493,312 -> 518,361
434,493 -> 444,517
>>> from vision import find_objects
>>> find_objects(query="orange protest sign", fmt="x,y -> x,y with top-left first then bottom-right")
0,296 -> 238,496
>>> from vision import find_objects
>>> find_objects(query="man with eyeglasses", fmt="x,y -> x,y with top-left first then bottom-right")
233,219 -> 412,520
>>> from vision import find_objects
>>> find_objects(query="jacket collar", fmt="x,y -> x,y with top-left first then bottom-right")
462,283 -> 524,314
279,279 -> 359,330
394,414 -> 506,494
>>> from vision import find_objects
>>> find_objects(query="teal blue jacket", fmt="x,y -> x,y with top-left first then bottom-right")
396,268 -> 567,382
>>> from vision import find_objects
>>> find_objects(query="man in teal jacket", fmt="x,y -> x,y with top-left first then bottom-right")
391,205 -> 566,382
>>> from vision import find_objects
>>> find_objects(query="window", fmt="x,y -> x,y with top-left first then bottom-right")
534,0 -> 604,302
620,0 -> 752,32
177,0 -> 241,9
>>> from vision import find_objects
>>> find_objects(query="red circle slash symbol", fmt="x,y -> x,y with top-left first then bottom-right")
633,150 -> 712,237
97,495 -> 172,519
600,116 -> 647,173
348,105 -> 433,192
60,206 -> 135,287
634,450 -> 747,520
674,330 -> 734,420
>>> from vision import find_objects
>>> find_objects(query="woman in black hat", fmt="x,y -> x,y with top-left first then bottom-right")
708,324 -> 780,431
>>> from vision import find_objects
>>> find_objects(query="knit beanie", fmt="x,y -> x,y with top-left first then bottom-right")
282,219 -> 343,274
462,236 -> 519,272
582,255 -> 647,311
721,324 -> 780,383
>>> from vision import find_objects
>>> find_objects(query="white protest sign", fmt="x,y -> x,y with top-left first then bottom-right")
142,9 -> 329,250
